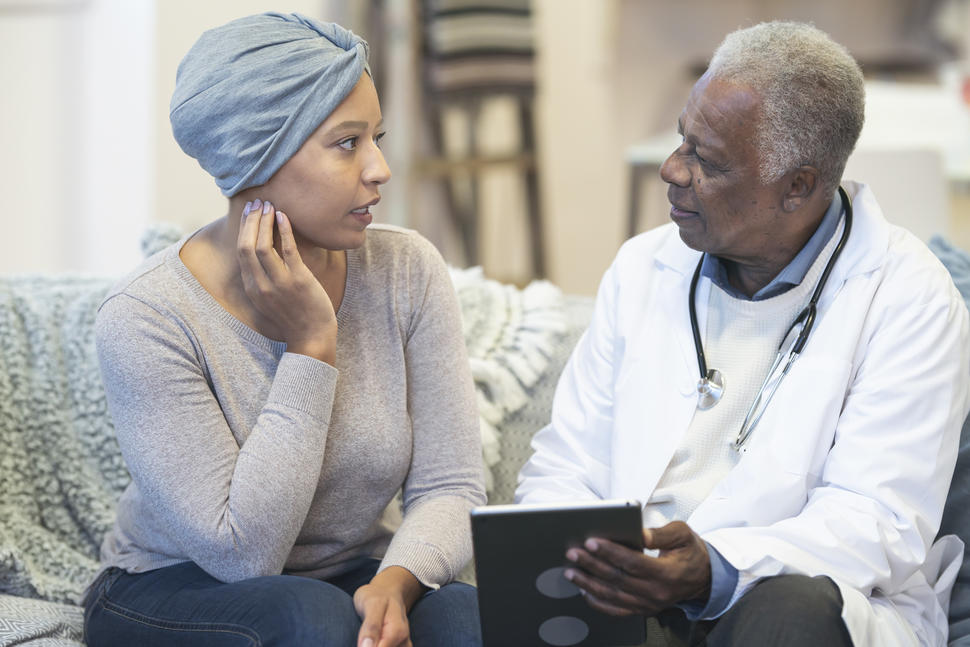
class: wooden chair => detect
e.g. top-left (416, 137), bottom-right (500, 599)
top-left (413, 0), bottom-right (544, 277)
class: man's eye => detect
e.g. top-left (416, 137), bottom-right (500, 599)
top-left (375, 132), bottom-right (386, 148)
top-left (338, 136), bottom-right (358, 151)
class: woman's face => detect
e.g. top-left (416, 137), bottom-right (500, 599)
top-left (255, 73), bottom-right (391, 250)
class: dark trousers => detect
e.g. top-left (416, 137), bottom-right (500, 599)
top-left (649, 574), bottom-right (854, 647)
top-left (83, 559), bottom-right (483, 647)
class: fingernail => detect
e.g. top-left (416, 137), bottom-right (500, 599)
top-left (563, 569), bottom-right (575, 581)
top-left (566, 549), bottom-right (578, 562)
top-left (252, 198), bottom-right (262, 211)
top-left (362, 639), bottom-right (374, 647)
top-left (276, 211), bottom-right (284, 225)
top-left (263, 201), bottom-right (273, 214)
top-left (243, 201), bottom-right (252, 216)
top-left (585, 539), bottom-right (599, 551)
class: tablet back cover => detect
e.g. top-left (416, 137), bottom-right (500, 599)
top-left (471, 501), bottom-right (647, 647)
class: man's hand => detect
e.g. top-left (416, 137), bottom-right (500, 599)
top-left (353, 566), bottom-right (426, 647)
top-left (563, 521), bottom-right (712, 617)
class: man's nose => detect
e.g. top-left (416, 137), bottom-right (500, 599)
top-left (659, 144), bottom-right (690, 188)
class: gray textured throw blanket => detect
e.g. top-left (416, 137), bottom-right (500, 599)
top-left (0, 275), bottom-right (127, 606)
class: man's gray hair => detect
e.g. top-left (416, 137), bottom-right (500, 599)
top-left (706, 21), bottom-right (865, 195)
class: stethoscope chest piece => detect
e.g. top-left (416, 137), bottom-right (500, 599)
top-left (696, 368), bottom-right (724, 410)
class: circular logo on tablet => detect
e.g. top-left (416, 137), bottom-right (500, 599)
top-left (538, 616), bottom-right (590, 646)
top-left (535, 566), bottom-right (581, 599)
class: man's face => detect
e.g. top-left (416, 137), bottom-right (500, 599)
top-left (659, 75), bottom-right (786, 265)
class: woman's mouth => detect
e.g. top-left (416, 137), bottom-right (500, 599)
top-left (350, 206), bottom-right (373, 226)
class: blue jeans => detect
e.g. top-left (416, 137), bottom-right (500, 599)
top-left (83, 559), bottom-right (483, 647)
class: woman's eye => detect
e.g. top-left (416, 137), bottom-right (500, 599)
top-left (338, 136), bottom-right (358, 151)
top-left (375, 132), bottom-right (386, 148)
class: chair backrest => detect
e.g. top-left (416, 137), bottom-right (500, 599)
top-left (418, 0), bottom-right (535, 100)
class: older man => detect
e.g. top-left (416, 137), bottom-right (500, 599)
top-left (516, 21), bottom-right (970, 647)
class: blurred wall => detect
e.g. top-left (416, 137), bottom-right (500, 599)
top-left (2, 0), bottom-right (967, 290)
top-left (534, 0), bottom-right (959, 295)
top-left (0, 0), bottom-right (153, 275)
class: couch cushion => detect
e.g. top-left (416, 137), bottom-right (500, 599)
top-left (449, 266), bottom-right (568, 493)
top-left (930, 235), bottom-right (970, 645)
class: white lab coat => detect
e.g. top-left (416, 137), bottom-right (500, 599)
top-left (517, 182), bottom-right (970, 646)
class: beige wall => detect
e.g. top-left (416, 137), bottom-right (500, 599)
top-left (0, 8), bottom-right (78, 273)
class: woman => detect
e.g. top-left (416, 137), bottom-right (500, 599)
top-left (83, 12), bottom-right (486, 647)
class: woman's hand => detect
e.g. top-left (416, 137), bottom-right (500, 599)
top-left (353, 566), bottom-right (426, 647)
top-left (236, 199), bottom-right (337, 364)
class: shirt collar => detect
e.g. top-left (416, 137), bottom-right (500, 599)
top-left (700, 193), bottom-right (844, 301)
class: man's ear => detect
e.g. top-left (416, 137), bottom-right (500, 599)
top-left (781, 166), bottom-right (818, 212)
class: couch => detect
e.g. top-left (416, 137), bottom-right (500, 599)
top-left (0, 229), bottom-right (967, 646)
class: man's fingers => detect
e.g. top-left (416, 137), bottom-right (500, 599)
top-left (582, 590), bottom-right (638, 617)
top-left (567, 545), bottom-right (630, 583)
top-left (564, 566), bottom-right (656, 616)
top-left (580, 537), bottom-right (655, 577)
top-left (645, 521), bottom-right (694, 551)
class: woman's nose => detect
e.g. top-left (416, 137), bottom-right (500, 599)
top-left (364, 146), bottom-right (392, 185)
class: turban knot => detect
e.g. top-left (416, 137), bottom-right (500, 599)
top-left (170, 12), bottom-right (370, 196)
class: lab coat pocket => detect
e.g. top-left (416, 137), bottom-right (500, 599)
top-left (758, 355), bottom-right (852, 476)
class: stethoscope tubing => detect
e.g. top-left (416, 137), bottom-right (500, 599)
top-left (688, 186), bottom-right (854, 449)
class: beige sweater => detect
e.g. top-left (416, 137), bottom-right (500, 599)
top-left (95, 224), bottom-right (486, 588)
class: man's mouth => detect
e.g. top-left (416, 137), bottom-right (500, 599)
top-left (670, 204), bottom-right (699, 218)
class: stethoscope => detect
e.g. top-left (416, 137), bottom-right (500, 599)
top-left (688, 186), bottom-right (852, 451)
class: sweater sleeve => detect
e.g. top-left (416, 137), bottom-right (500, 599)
top-left (96, 292), bottom-right (338, 582)
top-left (377, 235), bottom-right (487, 588)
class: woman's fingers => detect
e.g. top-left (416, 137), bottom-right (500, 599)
top-left (274, 210), bottom-right (305, 268)
top-left (356, 592), bottom-right (387, 647)
top-left (254, 200), bottom-right (285, 279)
top-left (237, 199), bottom-right (269, 290)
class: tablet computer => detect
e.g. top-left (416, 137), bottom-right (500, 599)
top-left (471, 499), bottom-right (646, 647)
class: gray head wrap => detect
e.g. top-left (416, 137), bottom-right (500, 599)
top-left (170, 12), bottom-right (370, 196)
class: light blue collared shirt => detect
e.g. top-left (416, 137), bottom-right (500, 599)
top-left (699, 194), bottom-right (844, 301)
top-left (680, 192), bottom-right (845, 619)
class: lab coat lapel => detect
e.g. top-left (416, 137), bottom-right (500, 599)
top-left (655, 232), bottom-right (707, 392)
top-left (613, 233), bottom-right (703, 501)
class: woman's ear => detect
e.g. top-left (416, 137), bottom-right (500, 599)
top-left (781, 166), bottom-right (818, 212)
